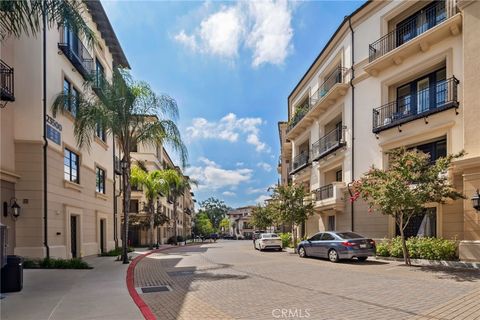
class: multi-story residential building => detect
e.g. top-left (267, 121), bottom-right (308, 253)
top-left (0, 1), bottom-right (129, 258)
top-left (279, 0), bottom-right (480, 261)
top-left (128, 140), bottom-right (195, 246)
top-left (228, 206), bottom-right (255, 239)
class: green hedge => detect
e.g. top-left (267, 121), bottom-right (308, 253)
top-left (376, 237), bottom-right (457, 261)
top-left (279, 232), bottom-right (292, 248)
top-left (100, 247), bottom-right (134, 256)
top-left (24, 258), bottom-right (91, 269)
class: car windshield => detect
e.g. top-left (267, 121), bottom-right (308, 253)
top-left (335, 232), bottom-right (364, 239)
top-left (262, 233), bottom-right (278, 238)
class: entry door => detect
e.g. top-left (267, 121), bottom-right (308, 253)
top-left (100, 219), bottom-right (105, 254)
top-left (71, 216), bottom-right (78, 258)
top-left (417, 78), bottom-right (430, 113)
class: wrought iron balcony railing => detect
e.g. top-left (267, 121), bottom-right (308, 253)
top-left (369, 1), bottom-right (452, 62)
top-left (0, 60), bottom-right (14, 102)
top-left (58, 27), bottom-right (94, 79)
top-left (315, 184), bottom-right (334, 201)
top-left (373, 76), bottom-right (459, 133)
top-left (287, 67), bottom-right (348, 134)
top-left (310, 67), bottom-right (348, 106)
top-left (92, 71), bottom-right (108, 95)
top-left (311, 126), bottom-right (344, 161)
top-left (290, 152), bottom-right (309, 174)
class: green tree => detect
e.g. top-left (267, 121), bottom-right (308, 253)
top-left (251, 204), bottom-right (274, 230)
top-left (131, 166), bottom-right (178, 249)
top-left (52, 68), bottom-right (187, 264)
top-left (199, 197), bottom-right (230, 229)
top-left (268, 184), bottom-right (314, 251)
top-left (219, 217), bottom-right (230, 234)
top-left (1, 0), bottom-right (95, 43)
top-left (351, 148), bottom-right (464, 265)
top-left (194, 212), bottom-right (214, 239)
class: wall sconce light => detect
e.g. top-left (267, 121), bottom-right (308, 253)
top-left (472, 189), bottom-right (480, 212)
top-left (10, 198), bottom-right (21, 219)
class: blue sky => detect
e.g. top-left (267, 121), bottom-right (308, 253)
top-left (102, 0), bottom-right (364, 208)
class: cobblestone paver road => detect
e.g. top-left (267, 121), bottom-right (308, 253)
top-left (134, 241), bottom-right (480, 320)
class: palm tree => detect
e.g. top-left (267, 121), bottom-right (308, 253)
top-left (52, 68), bottom-right (187, 263)
top-left (1, 0), bottom-right (95, 43)
top-left (162, 171), bottom-right (197, 245)
top-left (130, 166), bottom-right (180, 249)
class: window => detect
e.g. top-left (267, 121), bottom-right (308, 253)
top-left (320, 233), bottom-right (335, 240)
top-left (327, 216), bottom-right (336, 231)
top-left (396, 208), bottom-right (436, 238)
top-left (309, 233), bottom-right (323, 241)
top-left (336, 232), bottom-right (364, 239)
top-left (129, 200), bottom-right (139, 213)
top-left (96, 167), bottom-right (106, 194)
top-left (410, 138), bottom-right (447, 164)
top-left (95, 122), bottom-right (106, 142)
top-left (95, 58), bottom-right (105, 88)
top-left (64, 148), bottom-right (79, 183)
top-left (335, 170), bottom-right (342, 182)
top-left (130, 143), bottom-right (138, 152)
top-left (63, 79), bottom-right (79, 117)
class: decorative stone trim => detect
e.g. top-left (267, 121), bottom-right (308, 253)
top-left (64, 180), bottom-right (83, 192)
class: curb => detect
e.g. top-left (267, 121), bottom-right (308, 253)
top-left (373, 256), bottom-right (480, 269)
top-left (126, 243), bottom-right (205, 320)
top-left (126, 246), bottom-right (174, 320)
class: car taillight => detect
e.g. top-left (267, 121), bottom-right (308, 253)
top-left (342, 241), bottom-right (355, 247)
top-left (369, 240), bottom-right (376, 246)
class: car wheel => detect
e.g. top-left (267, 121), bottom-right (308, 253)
top-left (298, 246), bottom-right (307, 258)
top-left (357, 257), bottom-right (368, 262)
top-left (277, 248), bottom-right (282, 252)
top-left (328, 249), bottom-right (339, 263)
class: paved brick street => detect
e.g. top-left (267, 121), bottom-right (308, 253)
top-left (133, 240), bottom-right (480, 320)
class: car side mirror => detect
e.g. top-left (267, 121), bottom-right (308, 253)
top-left (307, 238), bottom-right (312, 242)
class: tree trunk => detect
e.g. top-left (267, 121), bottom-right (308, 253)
top-left (122, 158), bottom-right (131, 264)
top-left (148, 199), bottom-right (154, 249)
top-left (291, 221), bottom-right (297, 253)
top-left (399, 213), bottom-right (411, 266)
top-left (173, 197), bottom-right (178, 245)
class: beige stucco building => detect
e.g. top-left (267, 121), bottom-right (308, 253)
top-left (0, 1), bottom-right (129, 258)
top-left (129, 143), bottom-right (196, 246)
top-left (279, 0), bottom-right (480, 261)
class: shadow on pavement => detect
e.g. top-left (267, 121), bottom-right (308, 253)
top-left (413, 265), bottom-right (480, 282)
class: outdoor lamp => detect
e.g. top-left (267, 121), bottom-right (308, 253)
top-left (10, 198), bottom-right (21, 219)
top-left (472, 189), bottom-right (480, 212)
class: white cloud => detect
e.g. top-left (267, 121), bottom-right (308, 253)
top-left (257, 162), bottom-right (272, 172)
top-left (246, 187), bottom-right (266, 194)
top-left (173, 0), bottom-right (294, 67)
top-left (186, 113), bottom-right (270, 153)
top-left (236, 162), bottom-right (244, 167)
top-left (185, 157), bottom-right (253, 191)
top-left (254, 194), bottom-right (270, 204)
top-left (222, 191), bottom-right (236, 196)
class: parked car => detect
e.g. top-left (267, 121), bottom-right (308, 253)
top-left (297, 231), bottom-right (376, 262)
top-left (252, 230), bottom-right (266, 248)
top-left (254, 233), bottom-right (282, 251)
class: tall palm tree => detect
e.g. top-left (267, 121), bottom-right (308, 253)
top-left (52, 68), bottom-right (187, 263)
top-left (163, 171), bottom-right (198, 245)
top-left (130, 166), bottom-right (179, 249)
top-left (0, 0), bottom-right (95, 43)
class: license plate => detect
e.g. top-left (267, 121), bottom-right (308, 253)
top-left (360, 244), bottom-right (367, 248)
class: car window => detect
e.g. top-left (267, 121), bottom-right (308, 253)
top-left (320, 233), bottom-right (335, 240)
top-left (262, 233), bottom-right (278, 238)
top-left (335, 232), bottom-right (363, 239)
top-left (309, 233), bottom-right (323, 241)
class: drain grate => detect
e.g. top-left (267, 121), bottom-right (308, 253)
top-left (167, 270), bottom-right (195, 277)
top-left (139, 285), bottom-right (172, 293)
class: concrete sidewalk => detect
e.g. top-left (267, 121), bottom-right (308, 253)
top-left (1, 255), bottom-right (143, 320)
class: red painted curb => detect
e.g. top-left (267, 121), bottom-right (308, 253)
top-left (126, 247), bottom-right (173, 320)
top-left (126, 243), bottom-right (205, 320)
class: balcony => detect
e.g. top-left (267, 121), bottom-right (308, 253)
top-left (92, 71), bottom-right (108, 96)
top-left (365, 1), bottom-right (460, 76)
top-left (0, 60), bottom-right (14, 102)
top-left (289, 153), bottom-right (309, 175)
top-left (314, 182), bottom-right (346, 211)
top-left (287, 67), bottom-right (349, 140)
top-left (58, 27), bottom-right (94, 80)
top-left (373, 76), bottom-right (459, 133)
top-left (311, 126), bottom-right (345, 161)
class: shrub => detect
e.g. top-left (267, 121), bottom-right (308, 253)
top-left (376, 237), bottom-right (458, 261)
top-left (279, 233), bottom-right (292, 248)
top-left (24, 258), bottom-right (91, 269)
top-left (100, 247), bottom-right (134, 256)
top-left (167, 235), bottom-right (184, 244)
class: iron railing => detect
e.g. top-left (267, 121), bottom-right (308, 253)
top-left (290, 153), bottom-right (309, 174)
top-left (287, 100), bottom-right (309, 132)
top-left (373, 76), bottom-right (459, 133)
top-left (58, 27), bottom-right (94, 79)
top-left (0, 59), bottom-right (14, 102)
top-left (311, 126), bottom-right (344, 160)
top-left (315, 184), bottom-right (334, 201)
top-left (114, 156), bottom-right (122, 175)
top-left (369, 1), bottom-right (452, 62)
top-left (92, 71), bottom-right (108, 95)
top-left (310, 67), bottom-right (348, 106)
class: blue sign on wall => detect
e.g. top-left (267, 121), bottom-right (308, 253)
top-left (46, 124), bottom-right (61, 145)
